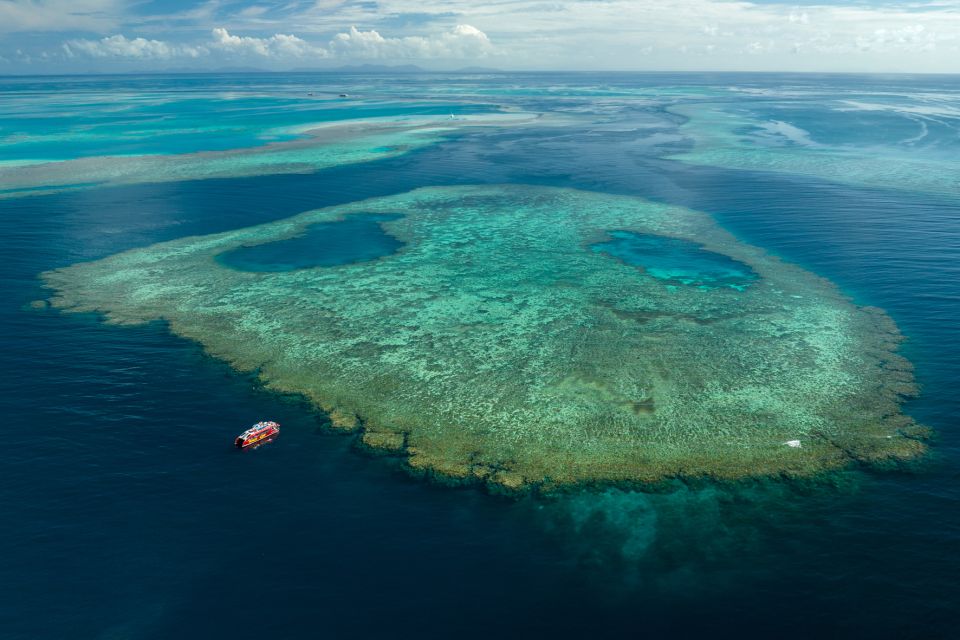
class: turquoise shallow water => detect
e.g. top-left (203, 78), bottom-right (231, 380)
top-left (592, 230), bottom-right (758, 290)
top-left (0, 75), bottom-right (496, 162)
top-left (2, 72), bottom-right (959, 638)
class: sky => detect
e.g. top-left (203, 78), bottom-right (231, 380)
top-left (0, 0), bottom-right (958, 73)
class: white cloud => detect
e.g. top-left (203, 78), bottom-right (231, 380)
top-left (61, 28), bottom-right (331, 63)
top-left (63, 35), bottom-right (207, 60)
top-left (789, 9), bottom-right (809, 25)
top-left (314, 0), bottom-right (960, 70)
top-left (329, 24), bottom-right (492, 58)
top-left (237, 6), bottom-right (269, 19)
top-left (0, 0), bottom-right (122, 33)
top-left (210, 27), bottom-right (329, 58)
top-left (855, 24), bottom-right (937, 52)
top-left (58, 24), bottom-right (492, 65)
top-left (21, 0), bottom-right (960, 71)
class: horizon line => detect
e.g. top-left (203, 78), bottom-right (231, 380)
top-left (3, 69), bottom-right (960, 78)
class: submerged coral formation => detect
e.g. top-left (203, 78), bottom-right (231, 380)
top-left (44, 185), bottom-right (926, 490)
top-left (669, 103), bottom-right (960, 198)
top-left (0, 114), bottom-right (534, 199)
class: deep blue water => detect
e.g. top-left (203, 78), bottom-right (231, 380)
top-left (592, 231), bottom-right (758, 290)
top-left (2, 73), bottom-right (960, 639)
top-left (217, 213), bottom-right (404, 272)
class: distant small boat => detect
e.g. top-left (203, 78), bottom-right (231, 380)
top-left (339, 93), bottom-right (349, 98)
top-left (235, 421), bottom-right (280, 448)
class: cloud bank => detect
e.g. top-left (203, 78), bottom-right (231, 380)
top-left (209, 27), bottom-right (327, 59)
top-left (64, 35), bottom-right (207, 60)
top-left (330, 24), bottom-right (492, 58)
top-left (3, 0), bottom-right (960, 72)
top-left (60, 24), bottom-right (492, 65)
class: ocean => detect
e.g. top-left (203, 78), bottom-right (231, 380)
top-left (2, 72), bottom-right (959, 638)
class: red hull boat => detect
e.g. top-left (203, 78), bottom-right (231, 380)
top-left (235, 421), bottom-right (280, 448)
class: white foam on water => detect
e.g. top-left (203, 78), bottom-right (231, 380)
top-left (756, 120), bottom-right (820, 147)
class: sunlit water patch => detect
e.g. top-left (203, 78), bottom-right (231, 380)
top-left (592, 231), bottom-right (758, 291)
top-left (217, 213), bottom-right (404, 272)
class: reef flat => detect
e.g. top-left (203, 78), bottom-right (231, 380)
top-left (0, 114), bottom-right (533, 200)
top-left (44, 185), bottom-right (926, 491)
top-left (669, 103), bottom-right (960, 199)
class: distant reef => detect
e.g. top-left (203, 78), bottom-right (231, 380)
top-left (291, 63), bottom-right (428, 74)
top-left (44, 185), bottom-right (929, 493)
top-left (290, 64), bottom-right (504, 74)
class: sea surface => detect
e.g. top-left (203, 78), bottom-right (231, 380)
top-left (2, 72), bottom-right (959, 638)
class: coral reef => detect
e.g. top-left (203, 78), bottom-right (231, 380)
top-left (44, 185), bottom-right (926, 490)
top-left (0, 114), bottom-right (534, 199)
top-left (669, 103), bottom-right (960, 198)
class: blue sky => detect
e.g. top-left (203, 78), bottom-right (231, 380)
top-left (1, 0), bottom-right (958, 73)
